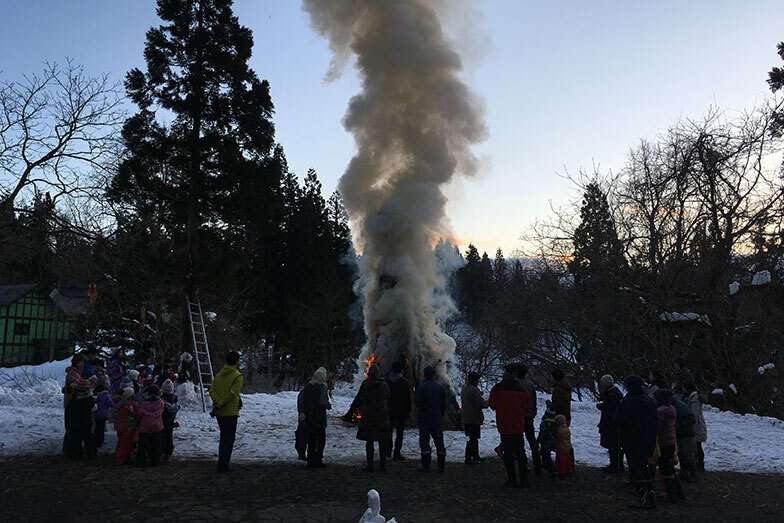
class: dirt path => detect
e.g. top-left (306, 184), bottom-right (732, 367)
top-left (1, 455), bottom-right (781, 522)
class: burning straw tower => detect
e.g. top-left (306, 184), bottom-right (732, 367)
top-left (303, 1), bottom-right (487, 392)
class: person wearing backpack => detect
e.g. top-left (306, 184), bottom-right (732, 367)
top-left (674, 393), bottom-right (697, 482)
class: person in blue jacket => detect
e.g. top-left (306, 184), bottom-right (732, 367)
top-left (414, 366), bottom-right (447, 472)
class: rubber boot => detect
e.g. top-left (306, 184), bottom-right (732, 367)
top-left (437, 451), bottom-right (446, 473)
top-left (364, 443), bottom-right (374, 472)
top-left (472, 440), bottom-right (485, 462)
top-left (665, 477), bottom-right (678, 503)
top-left (503, 458), bottom-right (517, 487)
top-left (393, 436), bottom-right (404, 461)
top-left (518, 460), bottom-right (530, 487)
top-left (419, 452), bottom-right (431, 472)
top-left (674, 474), bottom-right (686, 500)
top-left (531, 449), bottom-right (541, 475)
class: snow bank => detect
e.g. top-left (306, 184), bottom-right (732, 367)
top-left (1, 369), bottom-right (783, 474)
top-left (0, 358), bottom-right (70, 390)
top-left (752, 270), bottom-right (771, 286)
top-left (758, 363), bottom-right (775, 375)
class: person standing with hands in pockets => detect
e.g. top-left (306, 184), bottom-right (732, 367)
top-left (210, 351), bottom-right (244, 474)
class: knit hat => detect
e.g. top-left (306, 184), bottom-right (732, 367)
top-left (367, 363), bottom-right (381, 380)
top-left (545, 407), bottom-right (556, 418)
top-left (599, 374), bottom-right (614, 391)
top-left (146, 384), bottom-right (161, 398)
top-left (121, 387), bottom-right (135, 400)
top-left (554, 414), bottom-right (566, 425)
top-left (162, 379), bottom-right (175, 395)
top-left (424, 366), bottom-right (436, 379)
top-left (127, 369), bottom-right (140, 381)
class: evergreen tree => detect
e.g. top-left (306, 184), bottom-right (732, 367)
top-left (568, 182), bottom-right (626, 283)
top-left (109, 0), bottom-right (277, 297)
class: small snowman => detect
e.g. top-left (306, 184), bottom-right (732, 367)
top-left (359, 489), bottom-right (396, 523)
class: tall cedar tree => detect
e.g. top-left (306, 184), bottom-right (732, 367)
top-left (569, 182), bottom-right (626, 283)
top-left (109, 0), bottom-right (276, 297)
top-left (769, 41), bottom-right (784, 133)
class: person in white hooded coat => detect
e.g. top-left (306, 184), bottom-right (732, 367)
top-left (682, 380), bottom-right (707, 472)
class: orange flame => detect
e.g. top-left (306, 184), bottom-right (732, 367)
top-left (364, 355), bottom-right (378, 377)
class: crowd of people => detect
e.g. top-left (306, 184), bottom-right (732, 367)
top-left (60, 345), bottom-right (708, 509)
top-left (295, 357), bottom-right (707, 510)
top-left (62, 347), bottom-right (180, 467)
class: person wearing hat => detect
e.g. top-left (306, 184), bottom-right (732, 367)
top-left (299, 366), bottom-right (332, 468)
top-left (107, 348), bottom-right (126, 394)
top-left (597, 374), bottom-right (623, 474)
top-left (537, 407), bottom-right (559, 477)
top-left (161, 379), bottom-right (180, 463)
top-left (461, 371), bottom-right (488, 464)
top-left (355, 363), bottom-right (391, 472)
top-left (137, 384), bottom-right (165, 467)
top-left (210, 351), bottom-right (244, 473)
top-left (114, 387), bottom-right (140, 465)
top-left (615, 376), bottom-right (658, 509)
top-left (414, 366), bottom-right (447, 472)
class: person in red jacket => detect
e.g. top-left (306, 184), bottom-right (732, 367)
top-left (489, 368), bottom-right (533, 487)
top-left (114, 387), bottom-right (139, 465)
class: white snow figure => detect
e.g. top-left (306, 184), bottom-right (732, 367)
top-left (359, 489), bottom-right (396, 523)
top-left (302, 0), bottom-right (487, 387)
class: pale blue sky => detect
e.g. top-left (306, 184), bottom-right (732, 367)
top-left (2, 1), bottom-right (783, 254)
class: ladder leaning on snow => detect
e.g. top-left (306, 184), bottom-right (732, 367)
top-left (187, 296), bottom-right (215, 412)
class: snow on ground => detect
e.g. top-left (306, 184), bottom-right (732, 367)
top-left (1, 364), bottom-right (783, 474)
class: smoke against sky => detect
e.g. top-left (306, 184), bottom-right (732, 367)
top-left (303, 0), bottom-right (487, 385)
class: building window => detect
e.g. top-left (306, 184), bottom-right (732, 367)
top-left (13, 323), bottom-right (30, 336)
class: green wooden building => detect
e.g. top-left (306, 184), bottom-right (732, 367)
top-left (0, 284), bottom-right (87, 366)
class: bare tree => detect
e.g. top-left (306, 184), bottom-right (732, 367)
top-left (0, 60), bottom-right (123, 215)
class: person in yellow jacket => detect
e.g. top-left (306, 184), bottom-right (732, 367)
top-left (209, 351), bottom-right (243, 473)
top-left (554, 414), bottom-right (574, 476)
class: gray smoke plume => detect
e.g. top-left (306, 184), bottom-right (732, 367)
top-left (303, 0), bottom-right (487, 388)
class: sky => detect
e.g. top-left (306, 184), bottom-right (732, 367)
top-left (2, 0), bottom-right (783, 255)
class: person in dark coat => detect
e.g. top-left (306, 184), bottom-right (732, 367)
top-left (550, 368), bottom-right (572, 425)
top-left (299, 367), bottom-right (332, 468)
top-left (386, 361), bottom-right (412, 461)
top-left (672, 357), bottom-right (694, 395)
top-left (355, 363), bottom-right (392, 472)
top-left (461, 371), bottom-right (488, 464)
top-left (489, 368), bottom-right (532, 488)
top-left (616, 375), bottom-right (658, 509)
top-left (674, 394), bottom-right (697, 482)
top-left (647, 368), bottom-right (667, 398)
top-left (597, 374), bottom-right (623, 474)
top-left (415, 366), bottom-right (447, 472)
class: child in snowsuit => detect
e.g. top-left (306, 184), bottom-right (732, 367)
top-left (554, 414), bottom-right (574, 476)
top-left (137, 384), bottom-right (165, 467)
top-left (114, 387), bottom-right (139, 465)
top-left (161, 379), bottom-right (180, 463)
top-left (93, 382), bottom-right (114, 448)
top-left (537, 408), bottom-right (559, 477)
top-left (654, 389), bottom-right (684, 503)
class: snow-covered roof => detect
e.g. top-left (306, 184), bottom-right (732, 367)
top-left (658, 311), bottom-right (712, 326)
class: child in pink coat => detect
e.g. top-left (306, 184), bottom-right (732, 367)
top-left (136, 384), bottom-right (165, 467)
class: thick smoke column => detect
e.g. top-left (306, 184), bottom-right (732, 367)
top-left (303, 0), bottom-right (487, 388)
